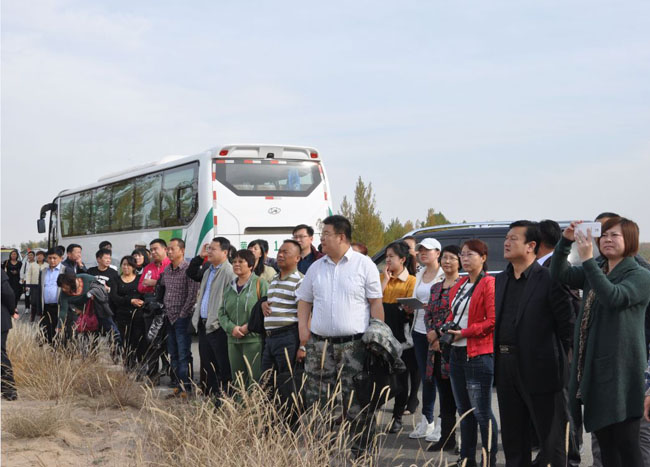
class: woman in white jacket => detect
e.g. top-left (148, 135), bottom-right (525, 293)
top-left (26, 251), bottom-right (47, 322)
top-left (407, 238), bottom-right (445, 441)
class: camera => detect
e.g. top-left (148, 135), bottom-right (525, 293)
top-left (439, 322), bottom-right (461, 346)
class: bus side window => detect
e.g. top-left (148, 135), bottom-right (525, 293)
top-left (60, 195), bottom-right (75, 237)
top-left (93, 186), bottom-right (111, 234)
top-left (134, 173), bottom-right (162, 229)
top-left (111, 180), bottom-right (135, 232)
top-left (72, 191), bottom-right (93, 236)
top-left (161, 163), bottom-right (198, 227)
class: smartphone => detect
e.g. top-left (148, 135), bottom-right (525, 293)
top-left (575, 222), bottom-right (602, 238)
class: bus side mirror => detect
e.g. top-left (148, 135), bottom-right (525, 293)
top-left (37, 218), bottom-right (46, 234)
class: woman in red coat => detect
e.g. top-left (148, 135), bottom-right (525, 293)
top-left (442, 239), bottom-right (498, 467)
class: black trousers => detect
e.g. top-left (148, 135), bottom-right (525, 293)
top-left (143, 316), bottom-right (169, 378)
top-left (1, 331), bottom-right (16, 398)
top-left (117, 316), bottom-right (148, 372)
top-left (496, 352), bottom-right (560, 467)
top-left (198, 321), bottom-right (231, 397)
top-left (41, 304), bottom-right (58, 344)
top-left (393, 347), bottom-right (418, 418)
top-left (594, 417), bottom-right (642, 467)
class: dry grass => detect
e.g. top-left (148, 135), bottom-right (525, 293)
top-left (2, 404), bottom-right (68, 438)
top-left (6, 321), bottom-right (144, 408)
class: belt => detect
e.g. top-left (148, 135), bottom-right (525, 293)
top-left (265, 323), bottom-right (298, 337)
top-left (498, 344), bottom-right (517, 354)
top-left (311, 332), bottom-right (364, 344)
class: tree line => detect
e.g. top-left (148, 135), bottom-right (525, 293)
top-left (339, 177), bottom-right (450, 256)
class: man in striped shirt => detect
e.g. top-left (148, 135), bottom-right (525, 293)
top-left (261, 239), bottom-right (304, 377)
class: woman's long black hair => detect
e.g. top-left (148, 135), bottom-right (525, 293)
top-left (386, 241), bottom-right (416, 275)
top-left (247, 240), bottom-right (267, 276)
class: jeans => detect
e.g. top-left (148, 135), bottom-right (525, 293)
top-left (167, 316), bottom-right (192, 391)
top-left (98, 316), bottom-right (122, 347)
top-left (261, 326), bottom-right (299, 377)
top-left (413, 331), bottom-right (436, 422)
top-left (449, 346), bottom-right (499, 463)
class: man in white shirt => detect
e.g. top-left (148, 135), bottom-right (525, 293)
top-left (296, 215), bottom-right (384, 457)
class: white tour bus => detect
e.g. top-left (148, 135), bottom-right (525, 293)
top-left (37, 144), bottom-right (333, 264)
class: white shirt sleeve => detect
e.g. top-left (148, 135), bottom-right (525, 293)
top-left (363, 257), bottom-right (383, 299)
top-left (296, 265), bottom-right (314, 303)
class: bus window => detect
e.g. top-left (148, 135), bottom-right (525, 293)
top-left (134, 173), bottom-right (162, 229)
top-left (93, 186), bottom-right (111, 234)
top-left (61, 195), bottom-right (74, 237)
top-left (214, 160), bottom-right (322, 197)
top-left (111, 180), bottom-right (134, 231)
top-left (72, 191), bottom-right (93, 236)
top-left (161, 163), bottom-right (198, 227)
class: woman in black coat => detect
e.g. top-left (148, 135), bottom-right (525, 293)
top-left (2, 250), bottom-right (22, 306)
top-left (110, 256), bottom-right (146, 372)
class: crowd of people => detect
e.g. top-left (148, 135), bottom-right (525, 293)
top-left (2, 213), bottom-right (650, 466)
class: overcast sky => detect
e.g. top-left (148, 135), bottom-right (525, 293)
top-left (2, 0), bottom-right (649, 247)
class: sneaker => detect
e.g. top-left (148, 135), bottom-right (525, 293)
top-left (425, 417), bottom-right (441, 442)
top-left (409, 415), bottom-right (434, 439)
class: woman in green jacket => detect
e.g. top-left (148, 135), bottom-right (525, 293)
top-left (551, 217), bottom-right (650, 467)
top-left (218, 249), bottom-right (268, 388)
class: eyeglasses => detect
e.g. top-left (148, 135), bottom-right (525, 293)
top-left (460, 252), bottom-right (479, 258)
top-left (320, 231), bottom-right (341, 239)
top-left (441, 255), bottom-right (459, 262)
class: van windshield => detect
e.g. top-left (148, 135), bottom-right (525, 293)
top-left (214, 159), bottom-right (322, 197)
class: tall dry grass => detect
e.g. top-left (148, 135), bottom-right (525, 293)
top-left (6, 320), bottom-right (144, 408)
top-left (2, 404), bottom-right (69, 438)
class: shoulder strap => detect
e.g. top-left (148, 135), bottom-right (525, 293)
top-left (256, 277), bottom-right (261, 300)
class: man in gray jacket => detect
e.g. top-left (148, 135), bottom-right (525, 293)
top-left (189, 237), bottom-right (236, 398)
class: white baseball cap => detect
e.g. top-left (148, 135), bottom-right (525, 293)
top-left (415, 238), bottom-right (442, 251)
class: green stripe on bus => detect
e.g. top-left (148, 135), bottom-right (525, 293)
top-left (158, 229), bottom-right (183, 244)
top-left (194, 210), bottom-right (214, 256)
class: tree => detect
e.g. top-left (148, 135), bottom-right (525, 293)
top-left (422, 208), bottom-right (450, 227)
top-left (339, 196), bottom-right (354, 221)
top-left (403, 220), bottom-right (415, 234)
top-left (349, 177), bottom-right (385, 256)
top-left (384, 218), bottom-right (408, 244)
top-left (19, 238), bottom-right (48, 252)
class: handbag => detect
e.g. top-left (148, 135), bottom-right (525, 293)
top-left (247, 278), bottom-right (266, 335)
top-left (76, 298), bottom-right (99, 333)
top-left (353, 353), bottom-right (406, 412)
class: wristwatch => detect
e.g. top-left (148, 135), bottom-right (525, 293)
top-left (298, 345), bottom-right (307, 352)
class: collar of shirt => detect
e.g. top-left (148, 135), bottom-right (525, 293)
top-left (324, 246), bottom-right (354, 265)
top-left (209, 263), bottom-right (223, 273)
top-left (507, 261), bottom-right (535, 279)
top-left (537, 251), bottom-right (553, 266)
top-left (48, 263), bottom-right (62, 272)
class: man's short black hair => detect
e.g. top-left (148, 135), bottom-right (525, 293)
top-left (169, 237), bottom-right (185, 249)
top-left (56, 245), bottom-right (66, 257)
top-left (282, 239), bottom-right (302, 255)
top-left (150, 238), bottom-right (167, 248)
top-left (99, 240), bottom-right (112, 250)
top-left (95, 248), bottom-right (112, 260)
top-left (211, 237), bottom-right (231, 252)
top-left (509, 220), bottom-right (541, 254)
top-left (323, 215), bottom-right (352, 242)
top-left (46, 247), bottom-right (61, 257)
top-left (539, 219), bottom-right (561, 249)
top-left (595, 212), bottom-right (620, 221)
top-left (57, 270), bottom-right (78, 293)
top-left (36, 250), bottom-right (46, 257)
top-left (66, 243), bottom-right (82, 254)
top-left (293, 224), bottom-right (314, 237)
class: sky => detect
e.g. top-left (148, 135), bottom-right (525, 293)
top-left (2, 0), bottom-right (650, 247)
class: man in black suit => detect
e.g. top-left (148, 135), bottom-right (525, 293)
top-left (495, 220), bottom-right (574, 467)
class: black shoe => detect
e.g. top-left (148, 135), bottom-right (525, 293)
top-left (388, 417), bottom-right (403, 434)
top-left (428, 437), bottom-right (457, 452)
top-left (456, 458), bottom-right (477, 467)
top-left (2, 392), bottom-right (18, 401)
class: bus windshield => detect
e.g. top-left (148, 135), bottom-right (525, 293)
top-left (214, 160), bottom-right (322, 197)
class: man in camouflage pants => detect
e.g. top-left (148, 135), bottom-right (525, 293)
top-left (297, 215), bottom-right (385, 457)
